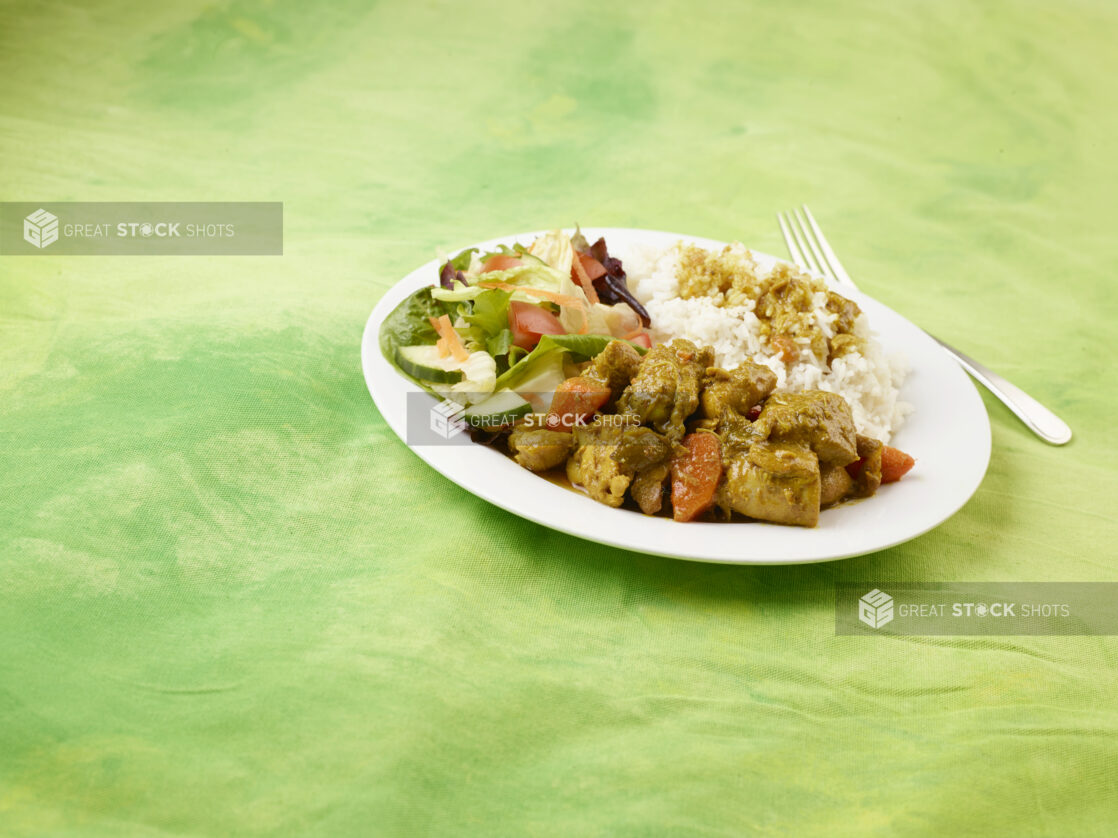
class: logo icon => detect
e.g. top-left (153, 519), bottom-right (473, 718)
top-left (858, 589), bottom-right (894, 628)
top-left (430, 399), bottom-right (468, 440)
top-left (24, 208), bottom-right (59, 249)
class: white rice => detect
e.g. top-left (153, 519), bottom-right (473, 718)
top-left (625, 243), bottom-right (912, 443)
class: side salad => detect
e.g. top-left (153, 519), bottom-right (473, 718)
top-left (379, 229), bottom-right (652, 426)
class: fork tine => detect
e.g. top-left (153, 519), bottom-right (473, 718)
top-left (786, 211), bottom-right (821, 275)
top-left (777, 212), bottom-right (806, 269)
top-left (794, 207), bottom-right (836, 284)
top-left (801, 205), bottom-right (857, 289)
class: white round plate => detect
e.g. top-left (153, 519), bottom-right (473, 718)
top-left (361, 228), bottom-right (991, 564)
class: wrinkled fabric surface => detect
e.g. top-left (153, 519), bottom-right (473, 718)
top-left (2, 1), bottom-right (1117, 835)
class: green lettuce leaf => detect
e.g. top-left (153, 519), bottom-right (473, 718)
top-left (570, 224), bottom-right (589, 253)
top-left (462, 289), bottom-right (511, 337)
top-left (448, 247), bottom-right (478, 272)
top-left (479, 242), bottom-right (538, 262)
top-left (378, 286), bottom-right (449, 395)
top-left (485, 328), bottom-right (514, 359)
top-left (494, 333), bottom-right (645, 392)
top-left (379, 286), bottom-right (440, 358)
top-left (431, 261), bottom-right (571, 305)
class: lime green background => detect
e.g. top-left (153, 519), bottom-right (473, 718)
top-left (2, 1), bottom-right (1117, 835)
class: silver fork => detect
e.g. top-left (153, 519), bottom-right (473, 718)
top-left (778, 206), bottom-right (1072, 445)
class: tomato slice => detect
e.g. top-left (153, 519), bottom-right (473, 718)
top-left (576, 252), bottom-right (607, 281)
top-left (629, 332), bottom-right (652, 349)
top-left (509, 300), bottom-right (564, 350)
top-left (482, 254), bottom-right (523, 273)
top-left (546, 376), bottom-right (612, 430)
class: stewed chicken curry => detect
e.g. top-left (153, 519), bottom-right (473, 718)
top-left (498, 339), bottom-right (914, 527)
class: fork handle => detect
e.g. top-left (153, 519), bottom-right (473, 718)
top-left (928, 335), bottom-right (1072, 445)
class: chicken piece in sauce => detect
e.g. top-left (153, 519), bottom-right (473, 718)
top-left (752, 391), bottom-right (858, 467)
top-left (583, 339), bottom-right (643, 407)
top-left (717, 440), bottom-right (821, 528)
top-left (618, 339), bottom-right (713, 441)
top-left (566, 415), bottom-right (642, 507)
top-left (699, 361), bottom-right (778, 425)
top-left (507, 419), bottom-right (575, 473)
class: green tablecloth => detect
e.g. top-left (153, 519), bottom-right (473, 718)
top-left (3, 1), bottom-right (1117, 835)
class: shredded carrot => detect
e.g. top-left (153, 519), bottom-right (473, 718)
top-left (428, 316), bottom-right (445, 354)
top-left (429, 316), bottom-right (450, 357)
top-left (571, 251), bottom-right (600, 305)
top-left (475, 280), bottom-right (583, 308)
top-left (439, 315), bottom-right (469, 362)
top-left (621, 328), bottom-right (646, 341)
top-left (430, 314), bottom-right (469, 362)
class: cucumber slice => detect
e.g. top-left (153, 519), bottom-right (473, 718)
top-left (458, 389), bottom-right (531, 429)
top-left (396, 345), bottom-right (465, 384)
